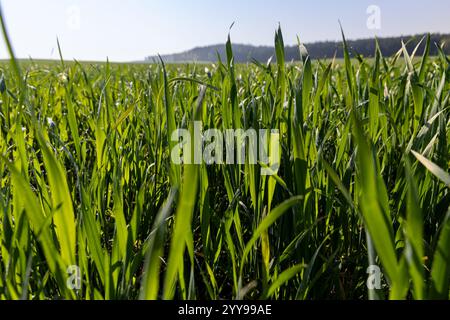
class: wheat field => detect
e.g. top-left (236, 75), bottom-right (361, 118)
top-left (0, 11), bottom-right (449, 300)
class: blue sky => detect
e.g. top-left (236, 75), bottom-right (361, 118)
top-left (0, 0), bottom-right (449, 61)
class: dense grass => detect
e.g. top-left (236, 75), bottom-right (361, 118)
top-left (0, 22), bottom-right (449, 300)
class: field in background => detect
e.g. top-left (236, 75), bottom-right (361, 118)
top-left (0, 27), bottom-right (449, 300)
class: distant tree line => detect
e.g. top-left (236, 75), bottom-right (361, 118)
top-left (147, 33), bottom-right (450, 63)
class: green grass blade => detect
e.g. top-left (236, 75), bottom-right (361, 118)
top-left (430, 207), bottom-right (450, 299)
top-left (411, 150), bottom-right (450, 187)
top-left (239, 195), bottom-right (304, 277)
top-left (37, 133), bottom-right (76, 267)
top-left (352, 113), bottom-right (401, 291)
top-left (140, 189), bottom-right (177, 300)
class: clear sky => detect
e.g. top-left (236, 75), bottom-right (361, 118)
top-left (0, 0), bottom-right (449, 62)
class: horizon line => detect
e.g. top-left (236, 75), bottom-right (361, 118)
top-left (0, 31), bottom-right (448, 64)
